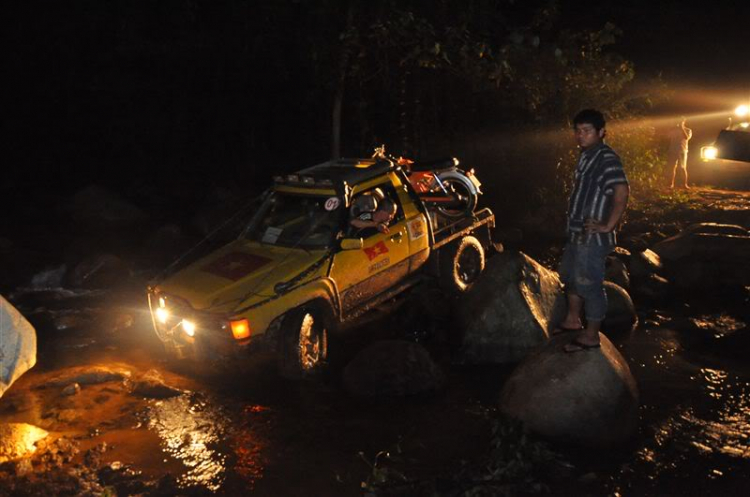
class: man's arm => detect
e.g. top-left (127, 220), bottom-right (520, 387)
top-left (584, 183), bottom-right (629, 233)
top-left (350, 217), bottom-right (389, 233)
top-left (603, 183), bottom-right (629, 231)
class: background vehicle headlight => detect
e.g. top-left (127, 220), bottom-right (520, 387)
top-left (182, 320), bottom-right (196, 337)
top-left (736, 105), bottom-right (748, 118)
top-left (156, 307), bottom-right (170, 324)
top-left (702, 146), bottom-right (718, 160)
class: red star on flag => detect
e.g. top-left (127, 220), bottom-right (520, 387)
top-left (363, 241), bottom-right (389, 261)
top-left (202, 252), bottom-right (272, 281)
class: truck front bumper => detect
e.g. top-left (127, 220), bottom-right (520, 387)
top-left (147, 292), bottom-right (276, 362)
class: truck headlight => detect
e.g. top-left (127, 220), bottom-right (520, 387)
top-left (701, 146), bottom-right (718, 160)
top-left (182, 320), bottom-right (196, 337)
top-left (156, 307), bottom-right (170, 324)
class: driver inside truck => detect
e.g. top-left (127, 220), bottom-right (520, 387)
top-left (349, 189), bottom-right (397, 235)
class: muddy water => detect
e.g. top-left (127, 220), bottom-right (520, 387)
top-left (3, 284), bottom-right (750, 495)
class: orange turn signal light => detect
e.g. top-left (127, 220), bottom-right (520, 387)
top-left (230, 319), bottom-right (251, 340)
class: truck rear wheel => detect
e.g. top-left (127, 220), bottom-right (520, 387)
top-left (277, 307), bottom-right (329, 380)
top-left (440, 235), bottom-right (485, 293)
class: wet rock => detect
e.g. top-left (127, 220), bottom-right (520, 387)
top-left (96, 312), bottom-right (134, 334)
top-left (83, 442), bottom-right (108, 467)
top-left (605, 255), bottom-right (630, 289)
top-left (53, 312), bottom-right (93, 331)
top-left (499, 334), bottom-right (639, 449)
top-left (0, 423), bottom-right (49, 462)
top-left (669, 251), bottom-right (750, 291)
top-left (632, 273), bottom-right (670, 302)
top-left (131, 369), bottom-right (185, 399)
top-left (44, 366), bottom-right (132, 388)
top-left (613, 246), bottom-right (631, 260)
top-left (66, 184), bottom-right (146, 229)
top-left (141, 223), bottom-right (195, 268)
top-left (652, 223), bottom-right (750, 262)
top-left (628, 249), bottom-right (663, 282)
top-left (29, 264), bottom-right (67, 289)
top-left (65, 253), bottom-right (131, 290)
top-left (619, 235), bottom-right (649, 253)
top-left (1, 295), bottom-right (37, 399)
top-left (6, 457), bottom-right (34, 476)
top-left (56, 409), bottom-right (80, 424)
top-left (456, 251), bottom-right (566, 364)
top-left (343, 340), bottom-right (445, 398)
top-left (61, 383), bottom-right (81, 396)
top-left (602, 281), bottom-right (637, 334)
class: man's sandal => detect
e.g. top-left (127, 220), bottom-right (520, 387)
top-left (552, 325), bottom-right (584, 336)
top-left (564, 338), bottom-right (601, 353)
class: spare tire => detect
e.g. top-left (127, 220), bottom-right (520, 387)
top-left (439, 235), bottom-right (485, 294)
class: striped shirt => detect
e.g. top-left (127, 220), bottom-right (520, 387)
top-left (567, 142), bottom-right (628, 246)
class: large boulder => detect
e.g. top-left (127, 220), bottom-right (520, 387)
top-left (65, 185), bottom-right (146, 229)
top-left (628, 248), bottom-right (663, 283)
top-left (343, 340), bottom-right (444, 398)
top-left (651, 224), bottom-right (750, 290)
top-left (651, 223), bottom-right (750, 262)
top-left (602, 281), bottom-right (637, 334)
top-left (632, 272), bottom-right (671, 302)
top-left (605, 255), bottom-right (630, 289)
top-left (65, 254), bottom-right (131, 290)
top-left (1, 295), bottom-right (37, 398)
top-left (499, 333), bottom-right (639, 449)
top-left (456, 251), bottom-right (566, 364)
top-left (0, 423), bottom-right (49, 462)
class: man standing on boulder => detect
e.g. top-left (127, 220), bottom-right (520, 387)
top-left (556, 109), bottom-right (630, 352)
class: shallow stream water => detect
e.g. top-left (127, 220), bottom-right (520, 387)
top-left (3, 283), bottom-right (750, 496)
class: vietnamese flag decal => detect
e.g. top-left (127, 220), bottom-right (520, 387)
top-left (202, 252), bottom-right (273, 281)
top-left (363, 241), bottom-right (389, 261)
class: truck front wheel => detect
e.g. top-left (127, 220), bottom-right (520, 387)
top-left (440, 235), bottom-right (485, 293)
top-left (277, 307), bottom-right (329, 380)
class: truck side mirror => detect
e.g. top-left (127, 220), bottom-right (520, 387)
top-left (340, 238), bottom-right (364, 250)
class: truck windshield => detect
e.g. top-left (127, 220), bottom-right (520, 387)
top-left (243, 192), bottom-right (343, 249)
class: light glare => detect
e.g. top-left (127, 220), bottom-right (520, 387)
top-left (702, 146), bottom-right (718, 160)
top-left (156, 307), bottom-right (170, 324)
top-left (182, 320), bottom-right (196, 337)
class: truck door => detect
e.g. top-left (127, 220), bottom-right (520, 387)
top-left (330, 183), bottom-right (411, 314)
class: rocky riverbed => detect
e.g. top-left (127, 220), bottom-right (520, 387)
top-left (1, 185), bottom-right (750, 496)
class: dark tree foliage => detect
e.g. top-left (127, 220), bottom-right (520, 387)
top-left (6, 0), bottom-right (647, 195)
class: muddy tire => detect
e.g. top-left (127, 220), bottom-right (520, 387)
top-left (277, 306), bottom-right (329, 380)
top-left (439, 235), bottom-right (485, 294)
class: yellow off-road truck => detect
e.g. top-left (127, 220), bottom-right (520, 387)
top-left (147, 157), bottom-right (497, 378)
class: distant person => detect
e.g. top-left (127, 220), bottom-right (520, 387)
top-left (555, 109), bottom-right (630, 353)
top-left (668, 117), bottom-right (693, 189)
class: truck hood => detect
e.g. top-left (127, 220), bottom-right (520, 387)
top-left (156, 240), bottom-right (329, 313)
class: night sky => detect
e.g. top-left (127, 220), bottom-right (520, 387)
top-left (5, 1), bottom-right (749, 196)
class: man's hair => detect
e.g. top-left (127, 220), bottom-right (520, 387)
top-left (573, 109), bottom-right (606, 131)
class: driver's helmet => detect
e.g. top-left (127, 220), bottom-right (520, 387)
top-left (350, 193), bottom-right (378, 217)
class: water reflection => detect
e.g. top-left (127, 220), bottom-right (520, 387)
top-left (691, 314), bottom-right (745, 338)
top-left (144, 395), bottom-right (268, 492)
top-left (634, 366), bottom-right (750, 485)
top-left (145, 395), bottom-right (228, 491)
